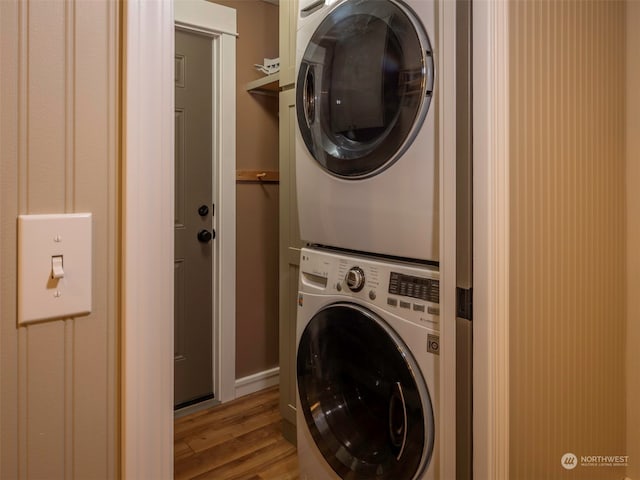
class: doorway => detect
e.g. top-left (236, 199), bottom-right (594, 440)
top-left (174, 0), bottom-right (238, 407)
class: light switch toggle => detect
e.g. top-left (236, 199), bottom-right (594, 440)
top-left (51, 255), bottom-right (64, 279)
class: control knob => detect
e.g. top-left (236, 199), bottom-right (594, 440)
top-left (346, 267), bottom-right (365, 292)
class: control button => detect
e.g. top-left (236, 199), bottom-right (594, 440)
top-left (346, 266), bottom-right (365, 292)
top-left (399, 301), bottom-right (411, 309)
top-left (387, 298), bottom-right (398, 307)
top-left (413, 304), bottom-right (425, 312)
top-left (336, 283), bottom-right (342, 292)
top-left (369, 290), bottom-right (376, 300)
top-left (428, 306), bottom-right (440, 316)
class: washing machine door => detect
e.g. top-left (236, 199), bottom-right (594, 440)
top-left (297, 303), bottom-right (435, 480)
top-left (296, 0), bottom-right (434, 179)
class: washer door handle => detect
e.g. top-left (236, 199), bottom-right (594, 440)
top-left (388, 381), bottom-right (408, 461)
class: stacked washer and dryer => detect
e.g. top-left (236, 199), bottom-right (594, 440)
top-left (293, 0), bottom-right (441, 479)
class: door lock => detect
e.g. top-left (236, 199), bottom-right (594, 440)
top-left (197, 229), bottom-right (215, 243)
top-left (198, 205), bottom-right (209, 217)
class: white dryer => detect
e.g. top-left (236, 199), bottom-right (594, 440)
top-left (295, 0), bottom-right (438, 262)
top-left (296, 247), bottom-right (440, 480)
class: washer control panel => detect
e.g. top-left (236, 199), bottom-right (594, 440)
top-left (388, 272), bottom-right (439, 303)
top-left (299, 247), bottom-right (440, 329)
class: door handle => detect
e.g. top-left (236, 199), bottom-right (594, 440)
top-left (302, 63), bottom-right (315, 128)
top-left (388, 381), bottom-right (408, 461)
top-left (300, 0), bottom-right (324, 17)
top-left (197, 229), bottom-right (215, 243)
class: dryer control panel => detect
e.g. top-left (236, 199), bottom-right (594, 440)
top-left (299, 247), bottom-right (440, 330)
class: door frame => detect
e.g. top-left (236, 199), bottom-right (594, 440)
top-left (121, 0), bottom-right (236, 478)
top-left (174, 0), bottom-right (238, 407)
top-left (121, 0), bottom-right (510, 478)
top-left (472, 0), bottom-right (511, 478)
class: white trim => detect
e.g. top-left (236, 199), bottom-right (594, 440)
top-left (472, 1), bottom-right (510, 479)
top-left (438, 0), bottom-right (457, 478)
top-left (174, 0), bottom-right (237, 37)
top-left (123, 0), bottom-right (237, 476)
top-left (214, 28), bottom-right (237, 403)
top-left (234, 367), bottom-right (280, 399)
top-left (174, 0), bottom-right (237, 405)
top-left (174, 22), bottom-right (239, 39)
top-left (122, 0), bottom-right (174, 478)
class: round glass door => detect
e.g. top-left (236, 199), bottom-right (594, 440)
top-left (296, 0), bottom-right (434, 179)
top-left (297, 303), bottom-right (435, 480)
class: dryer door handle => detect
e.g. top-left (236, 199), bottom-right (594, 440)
top-left (302, 63), bottom-right (316, 128)
top-left (300, 0), bottom-right (324, 17)
top-left (388, 381), bottom-right (408, 461)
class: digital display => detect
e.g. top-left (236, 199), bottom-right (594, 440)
top-left (388, 272), bottom-right (439, 303)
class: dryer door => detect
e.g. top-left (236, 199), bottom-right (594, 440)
top-left (297, 303), bottom-right (435, 480)
top-left (296, 0), bottom-right (434, 179)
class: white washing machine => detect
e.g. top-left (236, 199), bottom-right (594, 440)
top-left (295, 0), bottom-right (438, 262)
top-left (296, 247), bottom-right (440, 480)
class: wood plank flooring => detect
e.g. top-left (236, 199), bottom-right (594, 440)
top-left (175, 386), bottom-right (300, 480)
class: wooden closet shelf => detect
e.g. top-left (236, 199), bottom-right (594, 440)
top-left (236, 169), bottom-right (279, 183)
top-left (245, 72), bottom-right (280, 96)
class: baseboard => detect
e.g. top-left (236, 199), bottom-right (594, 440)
top-left (174, 397), bottom-right (220, 419)
top-left (235, 366), bottom-right (280, 398)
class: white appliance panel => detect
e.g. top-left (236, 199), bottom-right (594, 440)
top-left (295, 0), bottom-right (438, 262)
top-left (296, 247), bottom-right (440, 480)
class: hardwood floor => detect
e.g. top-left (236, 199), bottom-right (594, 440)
top-left (174, 386), bottom-right (300, 480)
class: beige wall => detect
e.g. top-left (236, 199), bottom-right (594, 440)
top-left (0, 0), bottom-right (119, 478)
top-left (627, 1), bottom-right (640, 478)
top-left (508, 1), bottom-right (627, 478)
top-left (213, 0), bottom-right (280, 379)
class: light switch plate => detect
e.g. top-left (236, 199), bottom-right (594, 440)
top-left (18, 213), bottom-right (92, 325)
